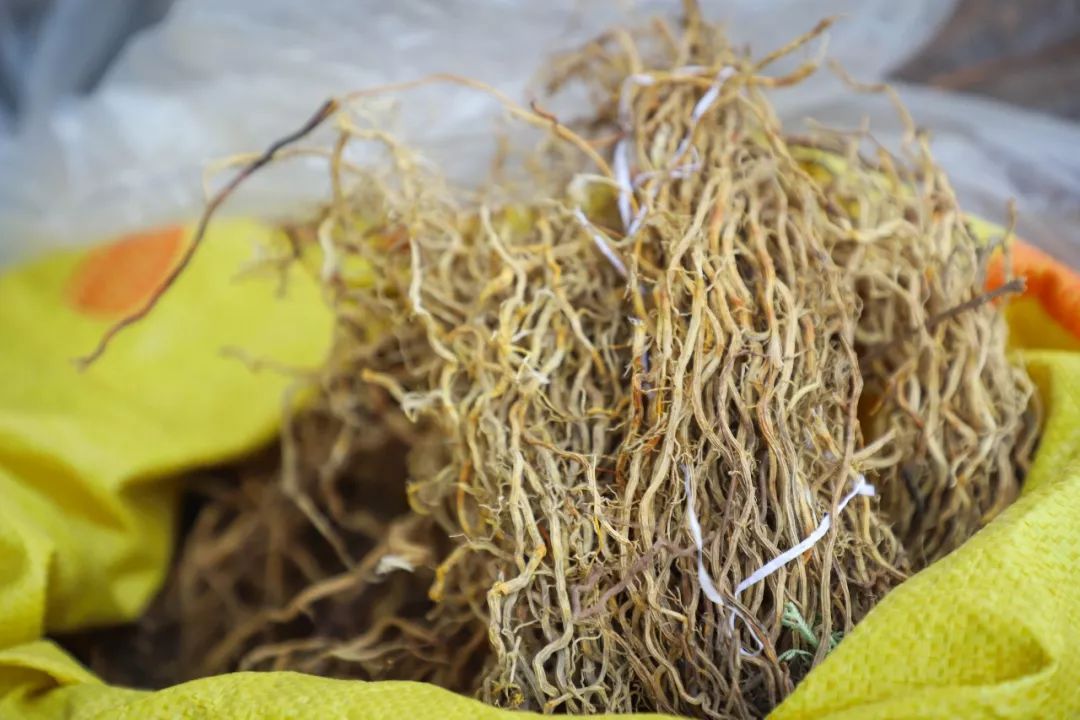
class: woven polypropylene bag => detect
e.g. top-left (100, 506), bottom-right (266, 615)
top-left (0, 228), bottom-right (1078, 719)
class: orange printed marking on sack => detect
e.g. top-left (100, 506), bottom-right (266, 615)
top-left (988, 242), bottom-right (1080, 340)
top-left (68, 225), bottom-right (186, 316)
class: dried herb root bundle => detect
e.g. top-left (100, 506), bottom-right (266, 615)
top-left (286, 16), bottom-right (1036, 719)
top-left (81, 14), bottom-right (1039, 720)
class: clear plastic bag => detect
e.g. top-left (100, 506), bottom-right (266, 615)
top-left (1, 0), bottom-right (1077, 267)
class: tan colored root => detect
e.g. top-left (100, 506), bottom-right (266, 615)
top-left (83, 375), bottom-right (482, 689)
top-left (809, 132), bottom-right (1040, 564)
top-left (311, 19), bottom-right (1028, 717)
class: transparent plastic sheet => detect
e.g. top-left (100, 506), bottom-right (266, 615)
top-left (0, 0), bottom-right (1077, 267)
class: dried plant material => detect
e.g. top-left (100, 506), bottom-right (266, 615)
top-left (71, 10), bottom-right (1039, 720)
top-left (812, 139), bottom-right (1040, 563)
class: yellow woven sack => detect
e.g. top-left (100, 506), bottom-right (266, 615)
top-left (0, 223), bottom-right (1078, 719)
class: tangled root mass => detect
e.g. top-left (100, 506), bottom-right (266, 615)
top-left (75, 15), bottom-right (1038, 720)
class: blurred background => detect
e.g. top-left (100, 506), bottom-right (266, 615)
top-left (896, 0), bottom-right (1080, 120)
top-left (0, 0), bottom-right (174, 126)
top-left (3, 0), bottom-right (1077, 126)
top-left (1, 0), bottom-right (1078, 265)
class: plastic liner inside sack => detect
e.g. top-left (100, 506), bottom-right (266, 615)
top-left (0, 0), bottom-right (1077, 267)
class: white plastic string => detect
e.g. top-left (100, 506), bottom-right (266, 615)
top-left (683, 464), bottom-right (874, 657)
top-left (691, 67), bottom-right (734, 123)
top-left (616, 66), bottom-right (734, 239)
top-left (672, 64), bottom-right (708, 77)
top-left (683, 464), bottom-right (728, 606)
top-left (617, 73), bottom-right (656, 125)
top-left (735, 474), bottom-right (875, 596)
top-left (613, 138), bottom-right (634, 230)
top-left (671, 66), bottom-right (735, 163)
top-left (626, 203), bottom-right (650, 237)
top-left (613, 73), bottom-right (655, 231)
top-left (682, 463), bottom-right (764, 655)
top-left (573, 207), bottom-right (627, 277)
top-left (633, 147), bottom-right (702, 185)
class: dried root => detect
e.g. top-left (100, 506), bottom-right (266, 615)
top-left (71, 12), bottom-right (1038, 720)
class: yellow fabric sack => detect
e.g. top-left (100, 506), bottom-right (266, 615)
top-left (0, 225), bottom-right (1078, 719)
top-left (0, 220), bottom-right (332, 714)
